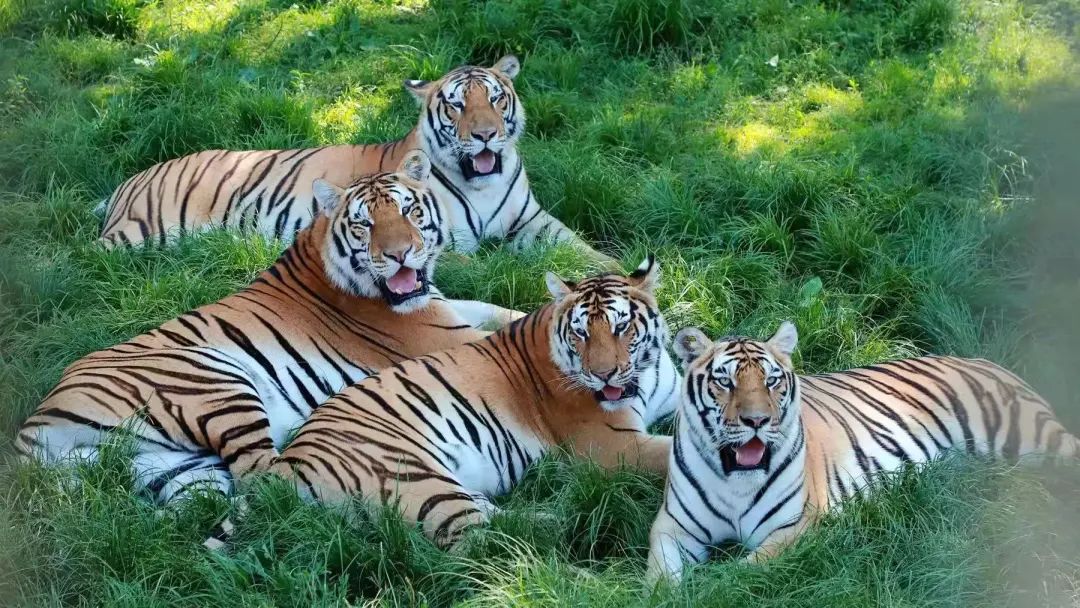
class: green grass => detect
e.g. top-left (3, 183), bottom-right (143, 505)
top-left (2, 0), bottom-right (1080, 605)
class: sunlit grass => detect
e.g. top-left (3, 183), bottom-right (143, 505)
top-left (140, 0), bottom-right (244, 40)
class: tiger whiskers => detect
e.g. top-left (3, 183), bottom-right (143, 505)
top-left (554, 373), bottom-right (588, 393)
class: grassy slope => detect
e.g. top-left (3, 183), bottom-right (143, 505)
top-left (1, 0), bottom-right (1080, 605)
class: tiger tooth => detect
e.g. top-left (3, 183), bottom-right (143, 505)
top-left (415, 281), bottom-right (422, 290)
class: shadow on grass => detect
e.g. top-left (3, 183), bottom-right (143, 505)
top-left (8, 440), bottom-right (1076, 607)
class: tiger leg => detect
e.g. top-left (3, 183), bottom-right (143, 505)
top-left (744, 517), bottom-right (810, 563)
top-left (468, 492), bottom-right (501, 518)
top-left (446, 299), bottom-right (526, 329)
top-left (175, 388), bottom-right (280, 482)
top-left (201, 480), bottom-right (492, 553)
top-left (506, 202), bottom-right (617, 267)
top-left (270, 456), bottom-right (490, 550)
top-left (391, 477), bottom-right (492, 549)
top-left (19, 412), bottom-right (233, 505)
top-left (1033, 423), bottom-right (1080, 464)
top-left (1061, 432), bottom-right (1080, 461)
top-left (135, 449), bottom-right (232, 504)
top-left (569, 425), bottom-right (672, 477)
top-left (646, 506), bottom-right (710, 584)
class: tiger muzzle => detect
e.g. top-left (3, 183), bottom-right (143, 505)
top-left (377, 266), bottom-right (429, 306)
top-left (351, 256), bottom-right (430, 306)
top-left (460, 149), bottom-right (502, 179)
top-left (593, 379), bottom-right (639, 403)
top-left (719, 434), bottom-right (771, 474)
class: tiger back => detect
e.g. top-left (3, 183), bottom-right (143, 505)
top-left (18, 150), bottom-right (518, 503)
top-left (647, 321), bottom-right (1079, 581)
top-left (98, 56), bottom-right (608, 262)
top-left (265, 257), bottom-right (682, 548)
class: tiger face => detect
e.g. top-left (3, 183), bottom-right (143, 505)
top-left (405, 55), bottom-right (523, 185)
top-left (673, 322), bottom-right (800, 476)
top-left (312, 149), bottom-right (447, 313)
top-left (546, 256), bottom-right (669, 411)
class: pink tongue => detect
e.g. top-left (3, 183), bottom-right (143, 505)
top-left (472, 150), bottom-right (496, 174)
top-left (386, 267), bottom-right (418, 295)
top-left (601, 385), bottom-right (624, 401)
top-left (735, 437), bottom-right (767, 467)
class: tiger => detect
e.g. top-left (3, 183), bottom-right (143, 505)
top-left (16, 149), bottom-right (523, 503)
top-left (647, 321), bottom-right (1080, 582)
top-left (97, 55), bottom-right (610, 263)
top-left (251, 256), bottom-right (683, 549)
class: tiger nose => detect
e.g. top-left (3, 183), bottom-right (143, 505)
top-left (594, 368), bottom-right (617, 382)
top-left (740, 415), bottom-right (771, 429)
top-left (384, 246), bottom-right (411, 265)
top-left (472, 127), bottom-right (497, 142)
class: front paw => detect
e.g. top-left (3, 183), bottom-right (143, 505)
top-left (644, 563), bottom-right (681, 589)
top-left (743, 546), bottom-right (774, 564)
top-left (481, 309), bottom-right (525, 331)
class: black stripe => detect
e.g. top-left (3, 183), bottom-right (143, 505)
top-left (485, 157), bottom-right (523, 226)
top-left (430, 165), bottom-right (482, 239)
top-left (748, 482), bottom-right (802, 538)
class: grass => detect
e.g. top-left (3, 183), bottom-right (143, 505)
top-left (2, 0), bottom-right (1080, 605)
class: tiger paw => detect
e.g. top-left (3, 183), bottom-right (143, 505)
top-left (445, 524), bottom-right (490, 557)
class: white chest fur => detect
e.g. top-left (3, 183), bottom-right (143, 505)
top-left (427, 149), bottom-right (533, 253)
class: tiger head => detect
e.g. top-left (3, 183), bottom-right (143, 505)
top-left (312, 149), bottom-right (447, 313)
top-left (546, 256), bottom-right (670, 411)
top-left (405, 55), bottom-right (524, 186)
top-left (673, 322), bottom-right (801, 475)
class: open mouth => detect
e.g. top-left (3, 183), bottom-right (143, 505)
top-left (459, 149), bottom-right (502, 179)
top-left (593, 380), bottom-right (639, 403)
top-left (376, 266), bottom-right (430, 306)
top-left (719, 437), bottom-right (771, 473)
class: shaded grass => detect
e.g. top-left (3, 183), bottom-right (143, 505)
top-left (6, 449), bottom-right (1079, 607)
top-left (2, 0), bottom-right (1080, 606)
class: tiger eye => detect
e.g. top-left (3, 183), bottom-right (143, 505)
top-left (349, 223), bottom-right (369, 239)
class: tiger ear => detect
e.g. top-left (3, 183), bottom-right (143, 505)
top-left (545, 272), bottom-right (574, 302)
top-left (398, 149), bottom-right (431, 183)
top-left (767, 321), bottom-right (798, 362)
top-left (492, 55), bottom-right (520, 80)
top-left (627, 254), bottom-right (659, 292)
top-left (312, 178), bottom-right (345, 217)
top-left (404, 79), bottom-right (433, 103)
top-left (674, 327), bottom-right (712, 366)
